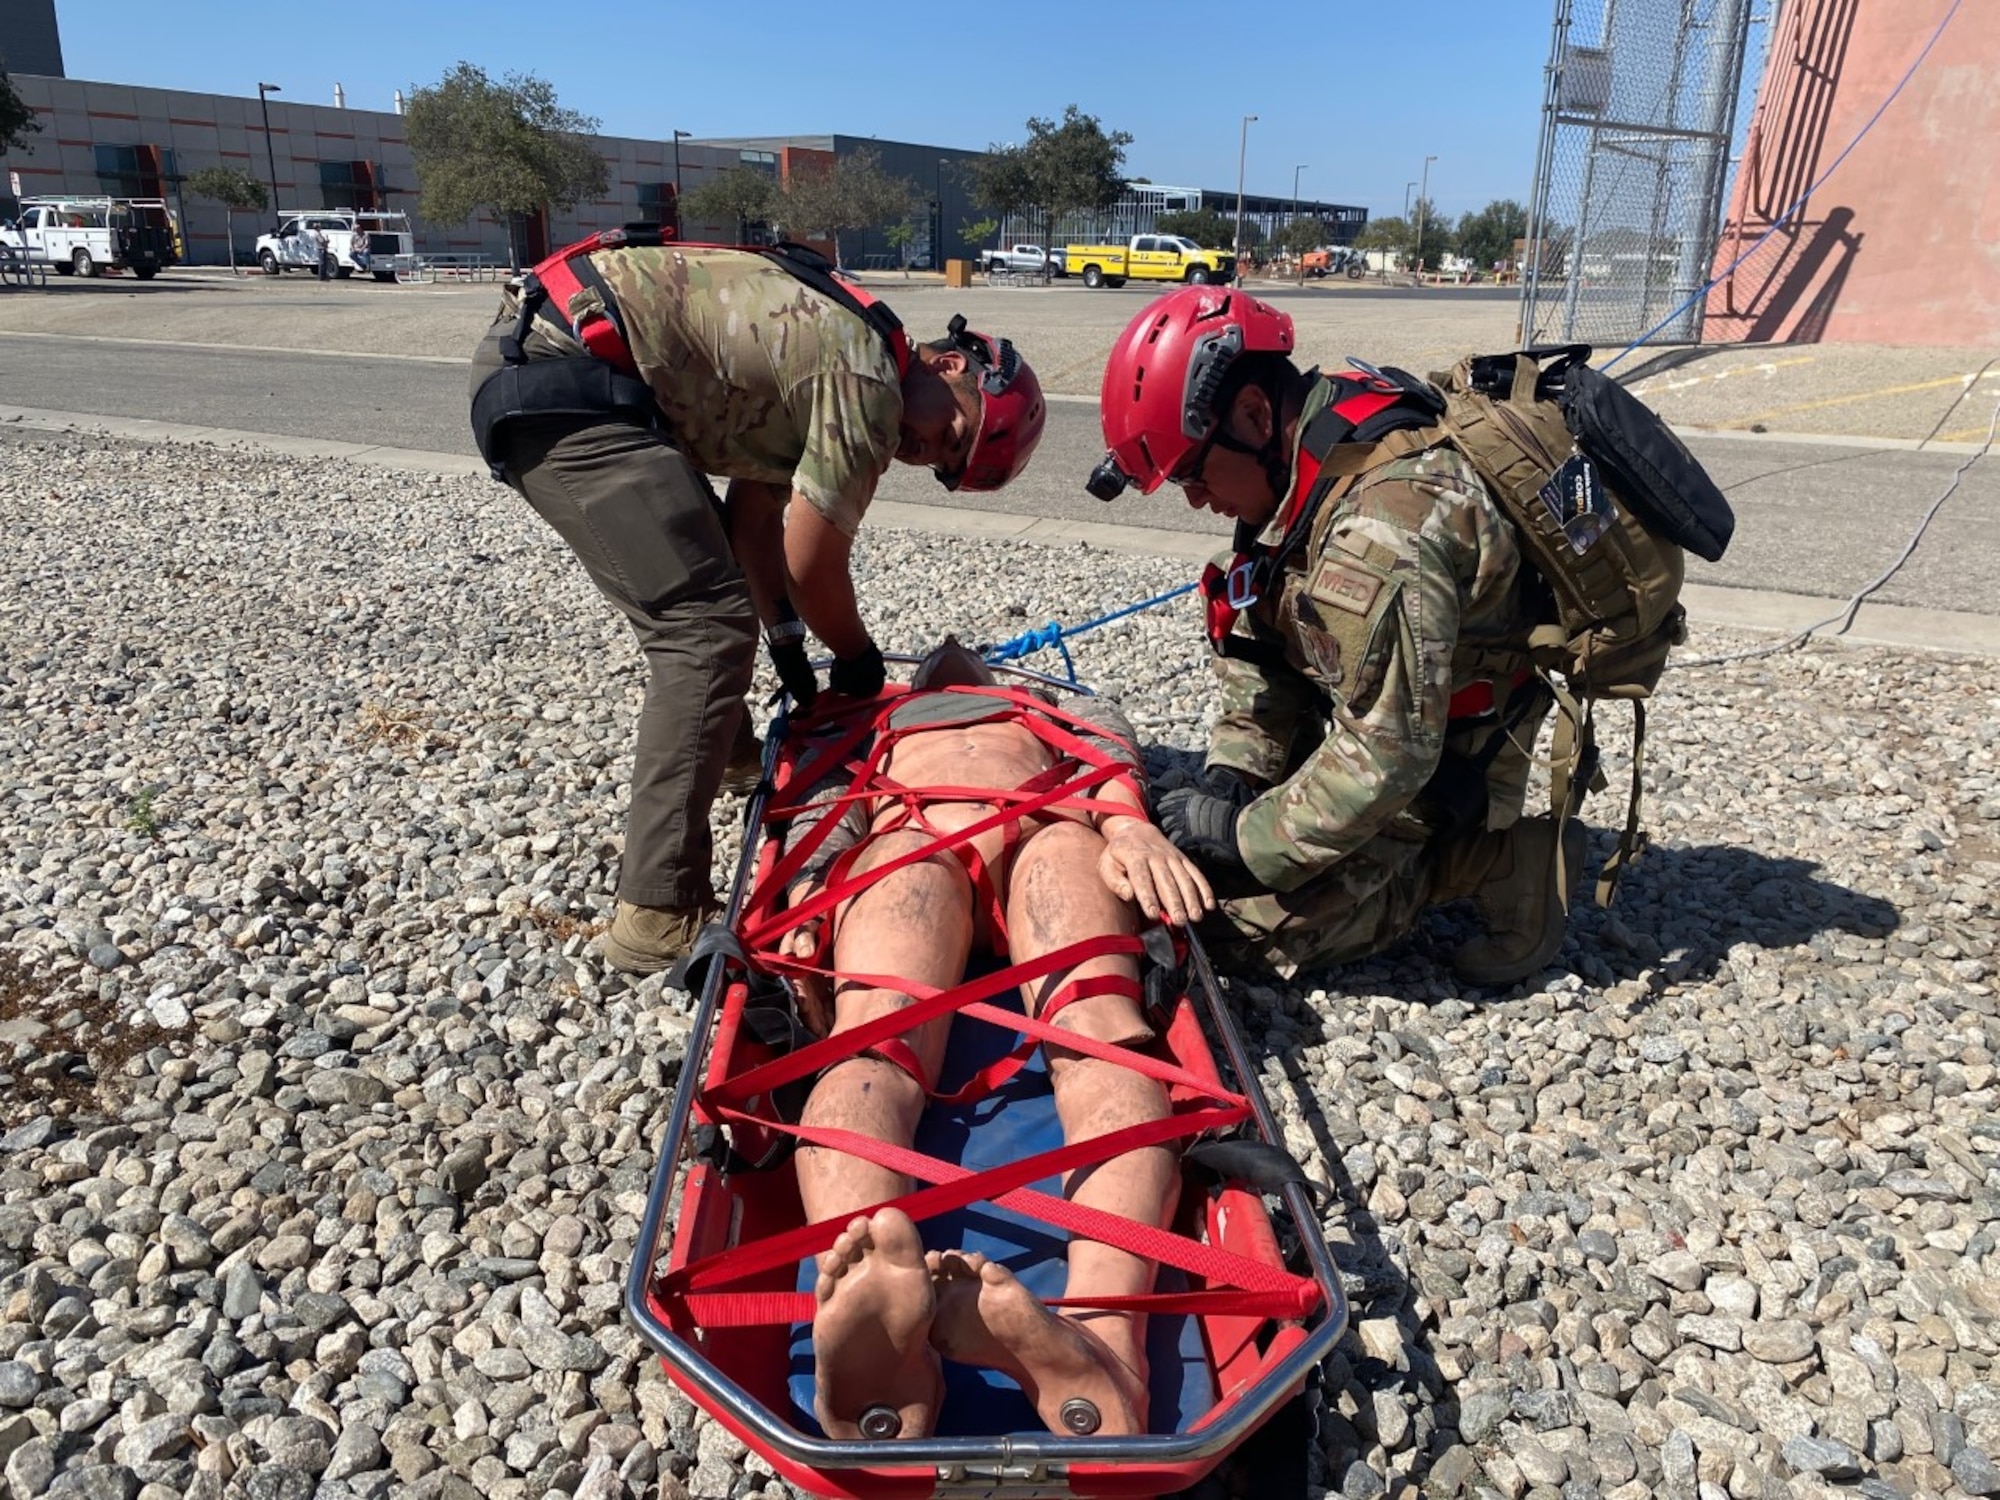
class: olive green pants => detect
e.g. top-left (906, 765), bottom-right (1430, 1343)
top-left (485, 408), bottom-right (757, 908)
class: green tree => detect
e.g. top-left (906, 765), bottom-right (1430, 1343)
top-left (1276, 216), bottom-right (1324, 281)
top-left (965, 146), bottom-right (1034, 239)
top-left (1455, 198), bottom-right (1529, 271)
top-left (681, 166), bottom-right (778, 242)
top-left (1020, 105), bottom-right (1131, 241)
top-left (960, 216), bottom-right (999, 250)
top-left (885, 220), bottom-right (916, 276)
top-left (0, 55), bottom-right (39, 155)
top-left (1154, 209), bottom-right (1232, 248)
top-left (185, 165), bottom-right (268, 272)
top-left (1355, 214), bottom-right (1412, 267)
top-left (778, 148), bottom-right (916, 269)
top-left (404, 63), bottom-right (607, 268)
top-left (1407, 196), bottom-right (1450, 270)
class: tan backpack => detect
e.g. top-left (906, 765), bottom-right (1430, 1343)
top-left (1428, 346), bottom-right (1736, 902)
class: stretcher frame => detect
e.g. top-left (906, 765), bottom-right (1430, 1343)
top-left (624, 658), bottom-right (1348, 1499)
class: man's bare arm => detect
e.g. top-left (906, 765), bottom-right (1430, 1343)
top-left (784, 499), bottom-right (872, 661)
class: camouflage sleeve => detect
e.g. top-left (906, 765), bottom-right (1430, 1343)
top-left (1235, 454), bottom-right (1484, 891)
top-left (1205, 547), bottom-right (1326, 785)
top-left (790, 369), bottom-right (903, 538)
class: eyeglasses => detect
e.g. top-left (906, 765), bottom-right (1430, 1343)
top-left (1169, 431), bottom-right (1220, 491)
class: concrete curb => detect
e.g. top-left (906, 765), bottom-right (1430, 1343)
top-left (7, 401), bottom-right (1998, 658)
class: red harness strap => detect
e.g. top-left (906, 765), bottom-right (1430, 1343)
top-left (665, 688), bottom-right (1327, 1342)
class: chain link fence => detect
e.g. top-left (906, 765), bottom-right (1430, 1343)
top-left (1521, 0), bottom-right (1760, 350)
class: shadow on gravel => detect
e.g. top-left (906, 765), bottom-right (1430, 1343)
top-left (1565, 838), bottom-right (1904, 997)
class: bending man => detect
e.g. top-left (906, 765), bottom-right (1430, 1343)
top-left (772, 643), bottom-right (1211, 1444)
top-left (471, 240), bottom-right (1046, 973)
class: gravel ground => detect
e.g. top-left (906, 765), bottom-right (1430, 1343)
top-left (1, 431), bottom-right (1997, 1500)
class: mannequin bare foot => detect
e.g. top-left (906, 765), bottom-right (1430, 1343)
top-left (928, 1249), bottom-right (1147, 1436)
top-left (812, 1209), bottom-right (941, 1439)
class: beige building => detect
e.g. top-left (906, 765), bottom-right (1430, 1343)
top-left (0, 71), bottom-right (757, 268)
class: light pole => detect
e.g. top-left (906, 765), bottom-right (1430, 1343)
top-left (1415, 154), bottom-right (1437, 277)
top-left (672, 129), bottom-right (693, 198)
top-left (1292, 164), bottom-right (1308, 282)
top-left (1233, 114), bottom-right (1257, 268)
top-left (937, 157), bottom-right (948, 270)
top-left (256, 83), bottom-right (282, 224)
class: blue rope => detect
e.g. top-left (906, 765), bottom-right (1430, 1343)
top-left (1601, 0), bottom-right (1965, 373)
top-left (980, 581), bottom-right (1198, 682)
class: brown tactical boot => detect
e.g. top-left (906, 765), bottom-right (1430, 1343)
top-left (1438, 816), bottom-right (1588, 987)
top-left (719, 716), bottom-right (765, 799)
top-left (601, 900), bottom-right (720, 975)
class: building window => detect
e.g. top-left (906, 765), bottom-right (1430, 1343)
top-left (636, 182), bottom-right (679, 230)
top-left (95, 144), bottom-right (175, 200)
top-left (319, 160), bottom-right (382, 211)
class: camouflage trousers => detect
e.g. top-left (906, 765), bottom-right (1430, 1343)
top-left (1202, 825), bottom-right (1438, 980)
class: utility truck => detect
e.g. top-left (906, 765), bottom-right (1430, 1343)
top-left (1062, 234), bottom-right (1234, 289)
top-left (0, 197), bottom-right (178, 279)
top-left (256, 210), bottom-right (415, 281)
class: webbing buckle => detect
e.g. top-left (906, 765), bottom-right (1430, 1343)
top-left (1225, 558), bottom-right (1262, 610)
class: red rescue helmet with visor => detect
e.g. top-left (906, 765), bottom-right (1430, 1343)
top-left (1093, 286), bottom-right (1295, 497)
top-left (939, 314), bottom-right (1047, 493)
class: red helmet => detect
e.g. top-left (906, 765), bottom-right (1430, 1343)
top-left (1097, 287), bottom-right (1295, 495)
top-left (941, 316), bottom-right (1046, 493)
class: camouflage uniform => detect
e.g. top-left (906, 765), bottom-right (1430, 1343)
top-left (1204, 376), bottom-right (1545, 977)
top-left (469, 248), bottom-right (906, 909)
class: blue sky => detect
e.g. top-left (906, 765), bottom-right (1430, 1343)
top-left (58, 0), bottom-right (1569, 220)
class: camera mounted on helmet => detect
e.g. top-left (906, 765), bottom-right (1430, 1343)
top-left (1085, 454), bottom-right (1132, 503)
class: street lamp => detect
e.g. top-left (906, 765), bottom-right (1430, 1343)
top-left (937, 157), bottom-right (949, 270)
top-left (1415, 154), bottom-right (1437, 276)
top-left (1233, 114), bottom-right (1257, 267)
top-left (672, 129), bottom-right (693, 197)
top-left (256, 83), bottom-right (282, 224)
top-left (1292, 164), bottom-right (1308, 282)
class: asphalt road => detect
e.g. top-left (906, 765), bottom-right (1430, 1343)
top-left (3, 333), bottom-right (1993, 616)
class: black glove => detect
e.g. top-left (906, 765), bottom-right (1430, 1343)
top-left (1200, 765), bottom-right (1263, 811)
top-left (765, 622), bottom-right (818, 713)
top-left (1157, 786), bottom-right (1255, 893)
top-left (827, 641), bottom-right (887, 699)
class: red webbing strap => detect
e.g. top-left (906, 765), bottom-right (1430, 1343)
top-left (858, 1036), bottom-right (933, 1095)
top-left (702, 933), bottom-right (1144, 1110)
top-left (677, 1283), bottom-right (1307, 1329)
top-left (740, 759), bottom-right (1131, 955)
top-left (926, 972), bottom-right (1142, 1108)
top-left (662, 1107), bottom-right (1315, 1311)
top-left (529, 250), bottom-right (640, 375)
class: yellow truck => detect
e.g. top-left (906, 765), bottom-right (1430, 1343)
top-left (1063, 234), bottom-right (1236, 289)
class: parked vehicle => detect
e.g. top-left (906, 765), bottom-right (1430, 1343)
top-left (1063, 235), bottom-right (1235, 289)
top-left (0, 196), bottom-right (178, 279)
top-left (256, 210), bottom-right (415, 282)
top-left (983, 243), bottom-right (1063, 277)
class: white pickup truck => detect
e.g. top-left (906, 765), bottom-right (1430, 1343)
top-left (256, 210), bottom-right (415, 282)
top-left (0, 197), bottom-right (177, 279)
top-left (982, 243), bottom-right (1063, 277)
